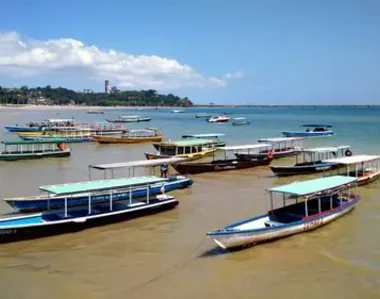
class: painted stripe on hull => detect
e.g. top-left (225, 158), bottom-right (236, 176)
top-left (282, 131), bottom-right (334, 137)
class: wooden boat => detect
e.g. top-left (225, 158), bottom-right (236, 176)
top-left (92, 128), bottom-right (163, 144)
top-left (145, 139), bottom-right (217, 160)
top-left (0, 177), bottom-right (179, 243)
top-left (172, 144), bottom-right (273, 174)
top-left (232, 117), bottom-right (251, 125)
top-left (106, 115), bottom-right (152, 123)
top-left (208, 115), bottom-right (230, 123)
top-left (0, 139), bottom-right (71, 161)
top-left (270, 146), bottom-right (351, 176)
top-left (235, 137), bottom-right (302, 160)
top-left (322, 155), bottom-right (380, 186)
top-left (207, 176), bottom-right (359, 250)
top-left (17, 131), bottom-right (93, 143)
top-left (5, 118), bottom-right (76, 132)
top-left (195, 113), bottom-right (211, 118)
top-left (282, 124), bottom-right (333, 137)
top-left (87, 110), bottom-right (104, 114)
top-left (4, 158), bottom-right (192, 212)
top-left (180, 133), bottom-right (226, 147)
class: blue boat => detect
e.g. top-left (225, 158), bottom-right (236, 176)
top-left (5, 119), bottom-right (76, 132)
top-left (207, 176), bottom-right (359, 250)
top-left (0, 177), bottom-right (179, 243)
top-left (4, 157), bottom-right (192, 212)
top-left (232, 117), bottom-right (251, 126)
top-left (282, 124), bottom-right (333, 137)
top-left (18, 135), bottom-right (92, 143)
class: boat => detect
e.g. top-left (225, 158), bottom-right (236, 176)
top-left (322, 155), bottom-right (380, 186)
top-left (195, 113), bottom-right (212, 118)
top-left (282, 124), bottom-right (334, 137)
top-left (171, 109), bottom-right (185, 113)
top-left (87, 110), bottom-right (104, 114)
top-left (145, 139), bottom-right (217, 160)
top-left (0, 139), bottom-right (71, 161)
top-left (0, 177), bottom-right (179, 243)
top-left (92, 128), bottom-right (163, 144)
top-left (106, 116), bottom-right (152, 123)
top-left (208, 115), bottom-right (230, 123)
top-left (4, 158), bottom-right (192, 212)
top-left (206, 175), bottom-right (359, 250)
top-left (180, 133), bottom-right (226, 147)
top-left (235, 137), bottom-right (302, 160)
top-left (232, 117), bottom-right (251, 126)
top-left (17, 131), bottom-right (93, 143)
top-left (172, 144), bottom-right (273, 174)
top-left (5, 118), bottom-right (76, 132)
top-left (270, 146), bottom-right (351, 176)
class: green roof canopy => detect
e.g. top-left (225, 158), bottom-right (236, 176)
top-left (39, 176), bottom-right (168, 195)
top-left (153, 139), bottom-right (214, 147)
top-left (2, 139), bottom-right (68, 145)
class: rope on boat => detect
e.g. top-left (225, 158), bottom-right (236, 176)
top-left (128, 239), bottom-right (206, 292)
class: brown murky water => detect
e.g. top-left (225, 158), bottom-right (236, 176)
top-left (0, 109), bottom-right (379, 299)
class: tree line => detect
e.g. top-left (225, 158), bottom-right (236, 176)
top-left (0, 85), bottom-right (193, 107)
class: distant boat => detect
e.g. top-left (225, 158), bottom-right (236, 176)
top-left (282, 124), bottom-right (333, 137)
top-left (171, 109), bottom-right (185, 113)
top-left (87, 110), bottom-right (104, 115)
top-left (195, 113), bottom-right (211, 118)
top-left (208, 115), bottom-right (230, 123)
top-left (106, 116), bottom-right (152, 123)
top-left (232, 117), bottom-right (251, 125)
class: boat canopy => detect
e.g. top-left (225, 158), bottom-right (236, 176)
top-left (155, 139), bottom-right (215, 147)
top-left (89, 157), bottom-right (186, 170)
top-left (182, 133), bottom-right (225, 138)
top-left (217, 143), bottom-right (272, 151)
top-left (39, 176), bottom-right (168, 196)
top-left (301, 145), bottom-right (350, 153)
top-left (322, 155), bottom-right (380, 165)
top-left (120, 115), bottom-right (140, 118)
top-left (301, 124), bottom-right (332, 128)
top-left (267, 176), bottom-right (358, 196)
top-left (46, 119), bottom-right (75, 123)
top-left (2, 139), bottom-right (68, 145)
top-left (258, 137), bottom-right (302, 143)
top-left (232, 117), bottom-right (247, 120)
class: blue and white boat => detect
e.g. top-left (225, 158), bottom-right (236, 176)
top-left (282, 124), bottom-right (334, 137)
top-left (0, 177), bottom-right (179, 243)
top-left (3, 157), bottom-right (192, 212)
top-left (207, 176), bottom-right (359, 250)
top-left (5, 119), bottom-right (76, 132)
top-left (232, 117), bottom-right (251, 126)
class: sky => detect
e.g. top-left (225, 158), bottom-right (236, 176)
top-left (0, 0), bottom-right (379, 104)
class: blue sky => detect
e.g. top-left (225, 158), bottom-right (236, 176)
top-left (0, 0), bottom-right (379, 104)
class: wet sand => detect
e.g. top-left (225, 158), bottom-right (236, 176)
top-left (0, 110), bottom-right (380, 298)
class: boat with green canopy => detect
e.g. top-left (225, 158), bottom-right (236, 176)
top-left (0, 176), bottom-right (178, 243)
top-left (0, 139), bottom-right (71, 161)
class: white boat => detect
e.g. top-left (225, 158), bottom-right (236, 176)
top-left (171, 109), bottom-right (185, 113)
top-left (232, 117), bottom-right (250, 125)
top-left (207, 115), bottom-right (230, 123)
top-left (207, 175), bottom-right (359, 250)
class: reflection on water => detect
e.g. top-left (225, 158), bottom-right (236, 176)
top-left (0, 108), bottom-right (380, 299)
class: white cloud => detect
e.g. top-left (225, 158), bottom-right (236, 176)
top-left (0, 32), bottom-right (241, 90)
top-left (224, 70), bottom-right (244, 79)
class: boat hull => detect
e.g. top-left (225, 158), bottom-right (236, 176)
top-left (232, 121), bottom-right (251, 125)
top-left (4, 177), bottom-right (192, 212)
top-left (93, 135), bottom-right (163, 144)
top-left (0, 150), bottom-right (70, 161)
top-left (5, 126), bottom-right (41, 132)
top-left (282, 131), bottom-right (334, 137)
top-left (144, 149), bottom-right (217, 161)
top-left (172, 158), bottom-right (271, 174)
top-left (18, 135), bottom-right (92, 143)
top-left (0, 198), bottom-right (178, 244)
top-left (207, 196), bottom-right (359, 250)
top-left (270, 162), bottom-right (341, 176)
top-left (106, 118), bottom-right (151, 123)
top-left (235, 148), bottom-right (296, 160)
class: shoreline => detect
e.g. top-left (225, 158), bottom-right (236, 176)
top-left (0, 104), bottom-right (379, 111)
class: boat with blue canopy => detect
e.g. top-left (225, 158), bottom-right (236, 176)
top-left (282, 124), bottom-right (333, 137)
top-left (270, 145), bottom-right (351, 176)
top-left (0, 176), bottom-right (178, 243)
top-left (181, 133), bottom-right (226, 147)
top-left (207, 175), bottom-right (359, 250)
top-left (3, 157), bottom-right (191, 212)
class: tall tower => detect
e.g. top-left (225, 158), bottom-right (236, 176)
top-left (105, 80), bottom-right (110, 94)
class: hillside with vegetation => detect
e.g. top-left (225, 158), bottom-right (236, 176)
top-left (0, 85), bottom-right (193, 107)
